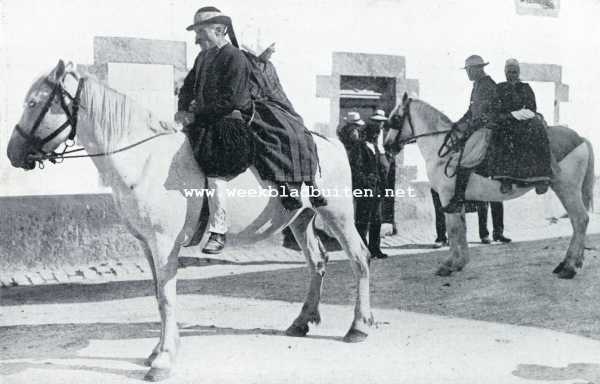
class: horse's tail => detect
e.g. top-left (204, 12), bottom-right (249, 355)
top-left (582, 138), bottom-right (595, 212)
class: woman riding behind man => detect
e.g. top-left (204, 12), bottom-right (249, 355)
top-left (490, 58), bottom-right (553, 194)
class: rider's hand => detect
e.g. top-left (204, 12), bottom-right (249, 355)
top-left (174, 111), bottom-right (194, 126)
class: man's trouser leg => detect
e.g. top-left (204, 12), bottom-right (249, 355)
top-left (477, 202), bottom-right (490, 239)
top-left (354, 197), bottom-right (370, 251)
top-left (442, 167), bottom-right (471, 213)
top-left (491, 202), bottom-right (504, 238)
top-left (207, 177), bottom-right (227, 234)
top-left (431, 189), bottom-right (447, 241)
top-left (368, 199), bottom-right (383, 256)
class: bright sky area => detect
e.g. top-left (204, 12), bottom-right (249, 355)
top-left (1, 0), bottom-right (600, 195)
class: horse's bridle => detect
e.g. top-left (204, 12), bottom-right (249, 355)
top-left (389, 97), bottom-right (474, 178)
top-left (389, 98), bottom-right (416, 145)
top-left (15, 72), bottom-right (85, 164)
top-left (389, 98), bottom-right (450, 147)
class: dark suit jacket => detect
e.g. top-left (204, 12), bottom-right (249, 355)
top-left (349, 142), bottom-right (386, 197)
top-left (457, 75), bottom-right (499, 132)
top-left (178, 44), bottom-right (253, 122)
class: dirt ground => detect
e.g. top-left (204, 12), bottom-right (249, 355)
top-left (3, 234), bottom-right (600, 383)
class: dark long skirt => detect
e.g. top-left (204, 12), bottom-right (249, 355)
top-left (250, 100), bottom-right (318, 183)
top-left (488, 116), bottom-right (553, 184)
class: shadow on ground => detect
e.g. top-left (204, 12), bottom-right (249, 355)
top-left (3, 234), bottom-right (600, 342)
top-left (513, 363), bottom-right (600, 382)
top-left (0, 322), bottom-right (339, 377)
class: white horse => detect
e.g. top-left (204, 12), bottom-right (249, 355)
top-left (7, 60), bottom-right (373, 381)
top-left (385, 93), bottom-right (594, 279)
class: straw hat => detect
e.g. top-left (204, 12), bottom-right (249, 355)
top-left (345, 111), bottom-right (365, 125)
top-left (369, 109), bottom-right (387, 121)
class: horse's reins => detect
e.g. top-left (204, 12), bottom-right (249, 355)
top-left (18, 73), bottom-right (174, 169)
top-left (389, 98), bottom-right (465, 177)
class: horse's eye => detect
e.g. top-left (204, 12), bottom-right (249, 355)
top-left (27, 100), bottom-right (37, 108)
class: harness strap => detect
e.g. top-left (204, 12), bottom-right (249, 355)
top-left (35, 132), bottom-right (174, 161)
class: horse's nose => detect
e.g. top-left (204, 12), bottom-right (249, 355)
top-left (7, 133), bottom-right (35, 169)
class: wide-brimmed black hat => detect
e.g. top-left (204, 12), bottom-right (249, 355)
top-left (186, 7), bottom-right (232, 30)
top-left (186, 6), bottom-right (239, 47)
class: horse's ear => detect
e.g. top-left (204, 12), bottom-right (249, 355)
top-left (65, 61), bottom-right (75, 72)
top-left (51, 59), bottom-right (66, 81)
top-left (402, 92), bottom-right (408, 104)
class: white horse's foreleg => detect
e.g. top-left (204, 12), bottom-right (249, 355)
top-left (437, 212), bottom-right (469, 276)
top-left (317, 205), bottom-right (372, 343)
top-left (285, 209), bottom-right (327, 337)
top-left (142, 232), bottom-right (181, 382)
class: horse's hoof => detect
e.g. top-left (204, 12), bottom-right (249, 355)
top-left (343, 328), bottom-right (368, 343)
top-left (552, 261), bottom-right (566, 274)
top-left (144, 351), bottom-right (159, 367)
top-left (557, 265), bottom-right (577, 279)
top-left (144, 367), bottom-right (173, 382)
top-left (285, 323), bottom-right (309, 337)
top-left (436, 265), bottom-right (453, 277)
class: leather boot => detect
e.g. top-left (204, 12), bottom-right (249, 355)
top-left (535, 182), bottom-right (550, 195)
top-left (442, 167), bottom-right (471, 213)
top-left (500, 180), bottom-right (513, 194)
top-left (202, 232), bottom-right (226, 254)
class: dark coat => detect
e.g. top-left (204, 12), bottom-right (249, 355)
top-left (349, 142), bottom-right (386, 225)
top-left (179, 44), bottom-right (319, 182)
top-left (179, 44), bottom-right (252, 121)
top-left (456, 75), bottom-right (498, 133)
top-left (488, 81), bottom-right (552, 183)
top-left (179, 44), bottom-right (254, 178)
top-left (337, 122), bottom-right (361, 153)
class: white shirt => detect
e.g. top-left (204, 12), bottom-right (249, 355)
top-left (365, 142), bottom-right (377, 154)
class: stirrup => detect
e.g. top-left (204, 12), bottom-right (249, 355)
top-left (441, 196), bottom-right (464, 213)
top-left (309, 193), bottom-right (327, 208)
top-left (281, 195), bottom-right (303, 210)
top-left (535, 183), bottom-right (549, 195)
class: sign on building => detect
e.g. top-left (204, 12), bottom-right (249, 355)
top-left (515, 0), bottom-right (560, 17)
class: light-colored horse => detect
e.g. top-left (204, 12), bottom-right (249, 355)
top-left (385, 93), bottom-right (594, 279)
top-left (7, 60), bottom-right (373, 381)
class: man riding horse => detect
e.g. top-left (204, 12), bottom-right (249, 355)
top-left (176, 7), bottom-right (326, 253)
top-left (443, 55), bottom-right (498, 213)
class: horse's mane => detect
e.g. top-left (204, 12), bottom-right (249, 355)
top-left (82, 75), bottom-right (175, 151)
top-left (409, 99), bottom-right (453, 131)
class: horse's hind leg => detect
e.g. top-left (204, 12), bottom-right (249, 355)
top-left (437, 212), bottom-right (469, 276)
top-left (285, 208), bottom-right (327, 337)
top-left (552, 182), bottom-right (589, 279)
top-left (317, 205), bottom-right (372, 343)
top-left (139, 232), bottom-right (181, 382)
